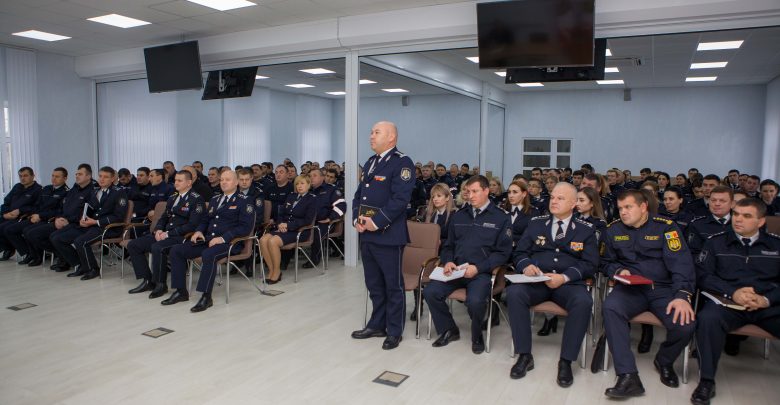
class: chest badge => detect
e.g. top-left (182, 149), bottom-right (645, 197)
top-left (536, 236), bottom-right (546, 246)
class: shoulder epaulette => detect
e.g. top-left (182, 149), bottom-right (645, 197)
top-left (574, 217), bottom-right (593, 228)
top-left (767, 232), bottom-right (780, 240)
top-left (236, 193), bottom-right (248, 199)
top-left (190, 191), bottom-right (200, 198)
top-left (653, 216), bottom-right (673, 225)
top-left (707, 231), bottom-right (728, 239)
top-left (531, 214), bottom-right (550, 221)
top-left (394, 150), bottom-right (406, 157)
top-left (607, 219), bottom-right (622, 228)
top-left (690, 216), bottom-right (706, 223)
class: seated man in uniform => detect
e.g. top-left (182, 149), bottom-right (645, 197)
top-left (162, 170), bottom-right (254, 313)
top-left (601, 190), bottom-right (696, 398)
top-left (506, 182), bottom-right (598, 387)
top-left (685, 174), bottom-right (721, 217)
top-left (146, 169), bottom-right (173, 219)
top-left (126, 170), bottom-right (205, 298)
top-left (691, 198), bottom-right (780, 405)
top-left (686, 186), bottom-right (735, 256)
top-left (0, 167), bottom-right (42, 261)
top-left (423, 175), bottom-right (512, 354)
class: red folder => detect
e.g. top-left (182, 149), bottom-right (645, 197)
top-left (614, 274), bottom-right (653, 285)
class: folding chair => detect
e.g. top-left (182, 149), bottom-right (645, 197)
top-left (765, 216), bottom-right (780, 235)
top-left (95, 200), bottom-right (134, 279)
top-left (280, 219), bottom-right (320, 283)
top-left (730, 324), bottom-right (777, 360)
top-left (322, 218), bottom-right (345, 270)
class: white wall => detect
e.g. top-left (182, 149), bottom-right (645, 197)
top-left (762, 76), bottom-right (780, 180)
top-left (504, 85), bottom-right (767, 178)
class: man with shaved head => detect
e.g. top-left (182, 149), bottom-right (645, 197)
top-left (505, 182), bottom-right (599, 387)
top-left (350, 121), bottom-right (416, 350)
top-left (162, 169), bottom-right (254, 313)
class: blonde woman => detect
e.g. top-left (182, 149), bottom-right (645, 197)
top-left (489, 177), bottom-right (506, 205)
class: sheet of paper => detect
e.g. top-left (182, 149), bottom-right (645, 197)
top-left (429, 263), bottom-right (469, 282)
top-left (505, 274), bottom-right (551, 283)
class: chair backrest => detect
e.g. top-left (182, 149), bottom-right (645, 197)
top-left (766, 216), bottom-right (780, 235)
top-left (328, 218), bottom-right (344, 238)
top-left (148, 201), bottom-right (168, 231)
top-left (402, 221), bottom-right (441, 291)
top-left (263, 200), bottom-right (272, 224)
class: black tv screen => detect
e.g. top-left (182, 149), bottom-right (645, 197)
top-left (202, 67), bottom-right (257, 100)
top-left (144, 41), bottom-right (203, 93)
top-left (477, 0), bottom-right (595, 69)
top-left (505, 38), bottom-right (606, 83)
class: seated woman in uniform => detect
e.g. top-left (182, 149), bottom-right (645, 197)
top-left (502, 180), bottom-right (539, 245)
top-left (660, 186), bottom-right (694, 233)
top-left (641, 180), bottom-right (661, 213)
top-left (488, 178), bottom-right (506, 205)
top-left (455, 181), bottom-right (471, 208)
top-left (258, 175), bottom-right (316, 284)
top-left (544, 175), bottom-right (558, 196)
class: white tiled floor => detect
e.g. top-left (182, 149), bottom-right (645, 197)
top-left (1, 256), bottom-right (778, 405)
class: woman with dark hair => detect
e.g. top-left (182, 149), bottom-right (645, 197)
top-left (502, 180), bottom-right (539, 245)
top-left (656, 172), bottom-right (671, 200)
top-left (660, 186), bottom-right (695, 232)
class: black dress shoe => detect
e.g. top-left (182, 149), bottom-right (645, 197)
top-left (432, 329), bottom-right (460, 347)
top-left (691, 380), bottom-right (716, 405)
top-left (538, 316), bottom-right (558, 336)
top-left (18, 255), bottom-right (32, 265)
top-left (0, 250), bottom-right (13, 261)
top-left (382, 335), bottom-right (402, 350)
top-left (67, 267), bottom-right (86, 277)
top-left (654, 359), bottom-right (679, 388)
top-left (472, 335), bottom-right (485, 355)
top-left (128, 279), bottom-right (155, 294)
top-left (27, 258), bottom-right (43, 267)
top-left (351, 327), bottom-right (387, 339)
top-left (510, 354), bottom-right (534, 379)
top-left (161, 290), bottom-right (190, 305)
top-left (267, 273), bottom-right (282, 284)
top-left (148, 284), bottom-right (168, 299)
top-left (638, 324), bottom-right (654, 353)
top-left (80, 270), bottom-right (100, 280)
top-left (605, 373), bottom-right (645, 398)
top-left (557, 360), bottom-right (574, 387)
top-left (190, 295), bottom-right (213, 312)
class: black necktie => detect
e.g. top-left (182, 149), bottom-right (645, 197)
top-left (555, 220), bottom-right (565, 240)
top-left (718, 217), bottom-right (727, 225)
top-left (742, 237), bottom-right (751, 247)
top-left (368, 155), bottom-right (380, 175)
top-left (474, 208), bottom-right (481, 218)
top-left (217, 195), bottom-right (227, 209)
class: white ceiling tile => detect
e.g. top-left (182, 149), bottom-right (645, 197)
top-left (149, 1), bottom-right (217, 18)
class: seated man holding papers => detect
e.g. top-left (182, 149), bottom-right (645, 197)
top-left (422, 175), bottom-right (512, 354)
top-left (506, 182), bottom-right (598, 387)
top-left (601, 189), bottom-right (696, 398)
top-left (692, 198), bottom-right (780, 405)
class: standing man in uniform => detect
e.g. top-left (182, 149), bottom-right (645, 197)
top-left (350, 121), bottom-right (416, 350)
top-left (601, 190), bottom-right (696, 398)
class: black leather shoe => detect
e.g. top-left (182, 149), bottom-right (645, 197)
top-left (605, 373), bottom-right (645, 398)
top-left (691, 380), bottom-right (716, 405)
top-left (351, 327), bottom-right (387, 339)
top-left (27, 258), bottom-right (43, 267)
top-left (432, 329), bottom-right (460, 347)
top-left (18, 255), bottom-right (32, 265)
top-left (190, 295), bottom-right (213, 312)
top-left (654, 359), bottom-right (679, 388)
top-left (382, 335), bottom-right (402, 350)
top-left (267, 273), bottom-right (282, 285)
top-left (510, 354), bottom-right (534, 379)
top-left (638, 324), bottom-right (654, 353)
top-left (148, 284), bottom-right (168, 299)
top-left (538, 316), bottom-right (558, 336)
top-left (557, 360), bottom-right (574, 387)
top-left (67, 267), bottom-right (86, 277)
top-left (128, 279), bottom-right (154, 294)
top-left (0, 250), bottom-right (13, 261)
top-left (161, 290), bottom-right (189, 305)
top-left (472, 335), bottom-right (485, 354)
top-left (80, 270), bottom-right (100, 280)
top-left (410, 305), bottom-right (423, 321)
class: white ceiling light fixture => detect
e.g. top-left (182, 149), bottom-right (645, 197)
top-left (604, 67), bottom-right (620, 73)
top-left (686, 76), bottom-right (717, 82)
top-left (690, 62), bottom-right (728, 69)
top-left (596, 80), bottom-right (624, 85)
top-left (326, 91), bottom-right (346, 96)
top-left (517, 83), bottom-right (544, 87)
top-left (255, 75), bottom-right (269, 79)
top-left (186, 0), bottom-right (256, 11)
top-left (286, 84), bottom-right (314, 88)
top-left (697, 40), bottom-right (743, 51)
top-left (605, 48), bottom-right (613, 56)
top-left (494, 71), bottom-right (506, 77)
top-left (300, 68), bottom-right (336, 75)
top-left (87, 14), bottom-right (150, 28)
top-left (359, 79), bottom-right (376, 85)
top-left (12, 30), bottom-right (70, 42)
top-left (466, 56), bottom-right (479, 63)
top-left (381, 88), bottom-right (408, 93)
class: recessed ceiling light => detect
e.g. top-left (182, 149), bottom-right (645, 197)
top-left (686, 76), bottom-right (717, 82)
top-left (690, 62), bottom-right (728, 69)
top-left (255, 75), bottom-right (269, 79)
top-left (605, 48), bottom-right (613, 56)
top-left (466, 56), bottom-right (479, 63)
top-left (286, 84), bottom-right (314, 88)
top-left (326, 91), bottom-right (346, 96)
top-left (494, 71), bottom-right (506, 77)
top-left (381, 88), bottom-right (408, 93)
top-left (87, 14), bottom-right (150, 28)
top-left (517, 83), bottom-right (544, 87)
top-left (12, 30), bottom-right (70, 42)
top-left (604, 67), bottom-right (620, 73)
top-left (697, 40), bottom-right (743, 51)
top-left (359, 79), bottom-right (376, 85)
top-left (186, 0), bottom-right (256, 11)
top-left (596, 80), bottom-right (624, 85)
top-left (300, 68), bottom-right (336, 75)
